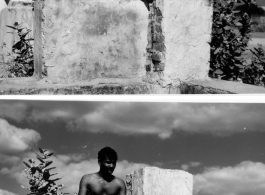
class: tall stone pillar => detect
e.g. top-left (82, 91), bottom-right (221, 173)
top-left (126, 167), bottom-right (193, 195)
top-left (144, 0), bottom-right (213, 86)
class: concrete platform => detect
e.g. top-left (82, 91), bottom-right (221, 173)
top-left (0, 77), bottom-right (265, 94)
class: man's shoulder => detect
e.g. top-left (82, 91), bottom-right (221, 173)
top-left (81, 173), bottom-right (98, 183)
top-left (113, 176), bottom-right (125, 187)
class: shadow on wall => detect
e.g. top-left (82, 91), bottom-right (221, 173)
top-left (141, 0), bottom-right (154, 11)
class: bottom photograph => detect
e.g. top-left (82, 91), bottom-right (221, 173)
top-left (0, 100), bottom-right (264, 195)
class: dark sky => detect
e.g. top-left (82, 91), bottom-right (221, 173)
top-left (0, 100), bottom-right (265, 195)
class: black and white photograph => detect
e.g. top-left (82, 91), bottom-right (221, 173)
top-left (1, 0), bottom-right (265, 195)
top-left (0, 100), bottom-right (265, 195)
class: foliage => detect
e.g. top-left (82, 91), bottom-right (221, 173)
top-left (242, 44), bottom-right (265, 86)
top-left (22, 147), bottom-right (69, 195)
top-left (253, 24), bottom-right (265, 32)
top-left (6, 22), bottom-right (34, 77)
top-left (209, 0), bottom-right (255, 81)
top-left (245, 4), bottom-right (265, 16)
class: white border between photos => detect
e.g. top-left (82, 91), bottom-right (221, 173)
top-left (0, 95), bottom-right (264, 103)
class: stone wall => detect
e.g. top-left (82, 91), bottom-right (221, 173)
top-left (42, 0), bottom-right (212, 84)
top-left (144, 0), bottom-right (213, 86)
top-left (126, 167), bottom-right (193, 195)
top-left (0, 0), bottom-right (33, 77)
top-left (0, 0), bottom-right (213, 86)
top-left (42, 0), bottom-right (149, 83)
top-left (0, 0), bottom-right (7, 12)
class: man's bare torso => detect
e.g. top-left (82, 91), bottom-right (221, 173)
top-left (81, 173), bottom-right (124, 195)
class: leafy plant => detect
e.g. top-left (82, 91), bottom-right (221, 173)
top-left (242, 44), bottom-right (265, 86)
top-left (209, 0), bottom-right (255, 81)
top-left (22, 147), bottom-right (69, 195)
top-left (6, 22), bottom-right (34, 77)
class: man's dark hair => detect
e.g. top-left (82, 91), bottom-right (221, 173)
top-left (98, 146), bottom-right (118, 162)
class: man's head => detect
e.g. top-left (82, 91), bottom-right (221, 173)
top-left (98, 147), bottom-right (118, 175)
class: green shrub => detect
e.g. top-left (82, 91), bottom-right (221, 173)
top-left (6, 22), bottom-right (34, 77)
top-left (242, 44), bottom-right (265, 86)
top-left (22, 147), bottom-right (70, 195)
top-left (209, 0), bottom-right (255, 81)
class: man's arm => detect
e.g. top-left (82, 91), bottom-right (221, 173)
top-left (119, 179), bottom-right (127, 195)
top-left (78, 175), bottom-right (88, 195)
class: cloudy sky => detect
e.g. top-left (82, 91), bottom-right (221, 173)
top-left (0, 100), bottom-right (265, 195)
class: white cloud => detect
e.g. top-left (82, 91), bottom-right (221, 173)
top-left (29, 109), bottom-right (73, 122)
top-left (0, 103), bottom-right (28, 122)
top-left (0, 154), bottom-right (20, 165)
top-left (0, 189), bottom-right (18, 195)
top-left (0, 101), bottom-right (75, 123)
top-left (67, 103), bottom-right (176, 139)
top-left (0, 119), bottom-right (41, 154)
top-left (1, 102), bottom-right (265, 139)
top-left (181, 161), bottom-right (201, 171)
top-left (194, 161), bottom-right (265, 195)
top-left (114, 160), bottom-right (150, 179)
top-left (69, 103), bottom-right (259, 138)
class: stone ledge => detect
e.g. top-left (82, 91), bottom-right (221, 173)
top-left (180, 79), bottom-right (265, 94)
top-left (0, 78), bottom-right (154, 94)
top-left (0, 77), bottom-right (265, 94)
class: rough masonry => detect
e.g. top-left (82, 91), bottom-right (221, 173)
top-left (126, 167), bottom-right (193, 195)
top-left (144, 0), bottom-right (213, 86)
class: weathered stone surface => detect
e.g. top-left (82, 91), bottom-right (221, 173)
top-left (152, 33), bottom-right (164, 43)
top-left (158, 0), bottom-right (213, 84)
top-left (42, 0), bottom-right (148, 83)
top-left (0, 0), bottom-right (7, 12)
top-left (126, 167), bottom-right (193, 195)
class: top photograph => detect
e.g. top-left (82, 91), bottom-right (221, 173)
top-left (0, 0), bottom-right (265, 94)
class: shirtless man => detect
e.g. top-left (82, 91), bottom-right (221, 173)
top-left (78, 147), bottom-right (126, 195)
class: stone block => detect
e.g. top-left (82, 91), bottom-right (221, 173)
top-left (151, 52), bottom-right (161, 62)
top-left (158, 0), bottom-right (213, 83)
top-left (154, 24), bottom-right (162, 33)
top-left (155, 7), bottom-right (162, 17)
top-left (158, 62), bottom-right (164, 71)
top-left (126, 167), bottom-right (193, 195)
top-left (155, 15), bottom-right (162, 23)
top-left (152, 33), bottom-right (164, 43)
top-left (153, 43), bottom-right (165, 52)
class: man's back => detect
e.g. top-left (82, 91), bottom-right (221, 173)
top-left (78, 173), bottom-right (126, 195)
